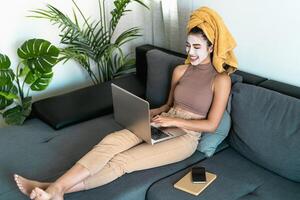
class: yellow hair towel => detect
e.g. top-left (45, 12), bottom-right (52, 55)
top-left (185, 7), bottom-right (238, 74)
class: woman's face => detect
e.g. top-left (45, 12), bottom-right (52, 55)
top-left (186, 33), bottom-right (212, 66)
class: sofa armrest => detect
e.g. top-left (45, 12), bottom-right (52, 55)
top-left (32, 74), bottom-right (146, 130)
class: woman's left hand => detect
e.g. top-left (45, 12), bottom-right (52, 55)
top-left (151, 115), bottom-right (180, 127)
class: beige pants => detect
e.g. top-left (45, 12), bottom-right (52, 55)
top-left (77, 107), bottom-right (204, 190)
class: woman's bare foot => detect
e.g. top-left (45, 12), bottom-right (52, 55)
top-left (30, 185), bottom-right (64, 200)
top-left (14, 174), bottom-right (50, 196)
top-left (30, 187), bottom-right (51, 200)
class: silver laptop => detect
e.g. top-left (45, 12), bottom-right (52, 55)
top-left (111, 83), bottom-right (186, 145)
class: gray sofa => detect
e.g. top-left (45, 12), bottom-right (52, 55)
top-left (0, 44), bottom-right (299, 200)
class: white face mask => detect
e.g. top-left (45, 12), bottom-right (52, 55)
top-left (186, 34), bottom-right (212, 66)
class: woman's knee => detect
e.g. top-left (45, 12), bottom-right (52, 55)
top-left (108, 153), bottom-right (132, 175)
top-left (96, 130), bottom-right (124, 146)
top-left (176, 135), bottom-right (199, 158)
top-left (96, 129), bottom-right (140, 147)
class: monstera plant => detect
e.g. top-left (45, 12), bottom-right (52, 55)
top-left (0, 39), bottom-right (59, 125)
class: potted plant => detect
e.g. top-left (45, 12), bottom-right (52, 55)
top-left (0, 39), bottom-right (60, 125)
top-left (30, 0), bottom-right (149, 85)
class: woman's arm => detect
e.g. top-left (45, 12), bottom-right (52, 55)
top-left (153, 72), bottom-right (231, 133)
top-left (150, 65), bottom-right (189, 118)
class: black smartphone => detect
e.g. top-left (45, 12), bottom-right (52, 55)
top-left (191, 166), bottom-right (206, 183)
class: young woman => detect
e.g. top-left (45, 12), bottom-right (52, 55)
top-left (14, 9), bottom-right (235, 200)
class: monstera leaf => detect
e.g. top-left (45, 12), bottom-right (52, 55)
top-left (17, 39), bottom-right (59, 72)
top-left (0, 83), bottom-right (18, 110)
top-left (3, 97), bottom-right (31, 125)
top-left (2, 105), bottom-right (24, 125)
top-left (0, 54), bottom-right (18, 110)
top-left (30, 71), bottom-right (54, 91)
top-left (2, 97), bottom-right (32, 125)
top-left (0, 53), bottom-right (15, 86)
top-left (17, 39), bottom-right (59, 91)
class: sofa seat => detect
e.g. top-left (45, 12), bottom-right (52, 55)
top-left (147, 147), bottom-right (300, 200)
top-left (0, 114), bottom-right (228, 200)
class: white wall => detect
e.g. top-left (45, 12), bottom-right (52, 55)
top-left (150, 0), bottom-right (300, 87)
top-left (191, 0), bottom-right (300, 87)
top-left (0, 0), bottom-right (150, 127)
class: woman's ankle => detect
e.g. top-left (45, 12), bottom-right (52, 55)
top-left (48, 183), bottom-right (64, 195)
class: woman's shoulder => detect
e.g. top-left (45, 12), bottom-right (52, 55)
top-left (214, 72), bottom-right (231, 82)
top-left (172, 64), bottom-right (190, 79)
top-left (212, 72), bottom-right (231, 92)
top-left (175, 64), bottom-right (189, 70)
top-left (173, 64), bottom-right (189, 74)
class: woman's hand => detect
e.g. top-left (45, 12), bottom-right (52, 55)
top-left (150, 104), bottom-right (171, 119)
top-left (150, 108), bottom-right (162, 119)
top-left (151, 115), bottom-right (181, 127)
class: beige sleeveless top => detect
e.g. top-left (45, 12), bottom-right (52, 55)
top-left (173, 63), bottom-right (218, 117)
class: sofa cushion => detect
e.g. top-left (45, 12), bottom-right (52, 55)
top-left (226, 73), bottom-right (243, 113)
top-left (0, 114), bottom-right (209, 200)
top-left (147, 148), bottom-right (300, 200)
top-left (146, 49), bottom-right (185, 108)
top-left (136, 44), bottom-right (186, 85)
top-left (32, 74), bottom-right (145, 130)
top-left (229, 82), bottom-right (300, 182)
top-left (198, 109), bottom-right (231, 157)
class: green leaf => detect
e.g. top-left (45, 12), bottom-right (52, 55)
top-left (0, 96), bottom-right (13, 110)
top-left (30, 71), bottom-right (53, 91)
top-left (0, 91), bottom-right (18, 100)
top-left (3, 105), bottom-right (26, 125)
top-left (114, 27), bottom-right (141, 47)
top-left (0, 83), bottom-right (18, 109)
top-left (110, 0), bottom-right (131, 32)
top-left (0, 53), bottom-right (15, 86)
top-left (114, 63), bottom-right (136, 75)
top-left (17, 39), bottom-right (60, 73)
top-left (133, 0), bottom-right (149, 10)
top-left (0, 69), bottom-right (15, 86)
top-left (24, 71), bottom-right (40, 85)
top-left (113, 56), bottom-right (136, 77)
top-left (110, 0), bottom-right (148, 33)
top-left (2, 96), bottom-right (32, 125)
top-left (0, 53), bottom-right (11, 69)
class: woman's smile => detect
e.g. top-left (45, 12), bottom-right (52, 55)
top-left (190, 56), bottom-right (199, 62)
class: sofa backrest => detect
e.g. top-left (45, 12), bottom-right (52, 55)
top-left (229, 82), bottom-right (300, 182)
top-left (135, 44), bottom-right (300, 99)
top-left (145, 50), bottom-right (185, 108)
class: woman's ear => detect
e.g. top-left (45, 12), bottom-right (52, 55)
top-left (209, 45), bottom-right (214, 53)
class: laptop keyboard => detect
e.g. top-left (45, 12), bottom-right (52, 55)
top-left (151, 126), bottom-right (170, 140)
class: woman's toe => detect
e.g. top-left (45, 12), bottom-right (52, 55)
top-left (33, 187), bottom-right (51, 200)
top-left (30, 190), bottom-right (36, 199)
